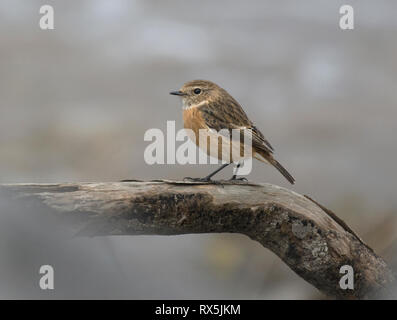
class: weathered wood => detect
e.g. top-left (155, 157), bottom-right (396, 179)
top-left (0, 180), bottom-right (394, 299)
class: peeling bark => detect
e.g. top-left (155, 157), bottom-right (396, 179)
top-left (0, 180), bottom-right (394, 299)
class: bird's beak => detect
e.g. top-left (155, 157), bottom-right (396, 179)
top-left (169, 90), bottom-right (185, 96)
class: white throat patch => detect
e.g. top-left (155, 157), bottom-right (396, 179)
top-left (182, 100), bottom-right (207, 110)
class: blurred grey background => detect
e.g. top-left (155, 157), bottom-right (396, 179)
top-left (0, 0), bottom-right (396, 299)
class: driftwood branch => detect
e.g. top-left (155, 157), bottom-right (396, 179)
top-left (0, 180), bottom-right (394, 299)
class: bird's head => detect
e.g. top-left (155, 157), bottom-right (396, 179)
top-left (170, 80), bottom-right (221, 108)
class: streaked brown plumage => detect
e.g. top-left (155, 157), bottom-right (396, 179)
top-left (170, 80), bottom-right (295, 184)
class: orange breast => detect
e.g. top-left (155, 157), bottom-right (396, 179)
top-left (183, 108), bottom-right (206, 146)
top-left (183, 107), bottom-right (235, 161)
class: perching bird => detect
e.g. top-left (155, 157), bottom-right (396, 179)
top-left (170, 80), bottom-right (295, 184)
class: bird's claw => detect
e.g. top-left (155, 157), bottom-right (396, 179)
top-left (183, 177), bottom-right (225, 185)
top-left (183, 177), bottom-right (211, 183)
top-left (229, 176), bottom-right (248, 182)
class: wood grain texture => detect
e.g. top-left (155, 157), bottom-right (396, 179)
top-left (0, 180), bottom-right (394, 299)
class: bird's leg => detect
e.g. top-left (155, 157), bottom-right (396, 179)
top-left (229, 161), bottom-right (248, 181)
top-left (184, 163), bottom-right (230, 182)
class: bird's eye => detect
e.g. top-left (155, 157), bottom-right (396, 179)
top-left (193, 88), bottom-right (201, 94)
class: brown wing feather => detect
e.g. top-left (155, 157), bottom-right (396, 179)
top-left (198, 96), bottom-right (274, 156)
top-left (196, 95), bottom-right (295, 184)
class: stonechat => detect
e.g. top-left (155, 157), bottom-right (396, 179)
top-left (170, 80), bottom-right (295, 184)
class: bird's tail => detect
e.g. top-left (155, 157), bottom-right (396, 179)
top-left (270, 158), bottom-right (295, 184)
top-left (255, 152), bottom-right (295, 184)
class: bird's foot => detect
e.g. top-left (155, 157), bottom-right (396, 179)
top-left (183, 177), bottom-right (223, 185)
top-left (229, 176), bottom-right (248, 182)
top-left (183, 176), bottom-right (211, 182)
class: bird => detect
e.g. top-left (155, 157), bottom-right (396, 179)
top-left (169, 80), bottom-right (295, 184)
